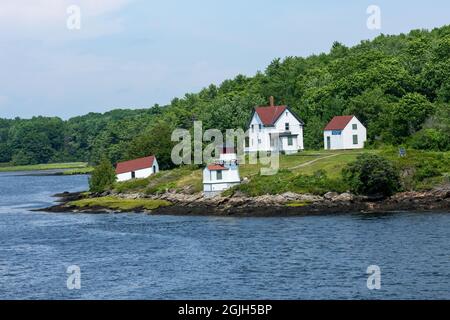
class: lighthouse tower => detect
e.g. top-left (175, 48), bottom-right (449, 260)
top-left (202, 144), bottom-right (241, 197)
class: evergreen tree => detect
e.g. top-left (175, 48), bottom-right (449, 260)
top-left (89, 156), bottom-right (116, 193)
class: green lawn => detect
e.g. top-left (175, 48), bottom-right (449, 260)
top-left (106, 148), bottom-right (449, 198)
top-left (0, 162), bottom-right (90, 172)
top-left (69, 196), bottom-right (172, 211)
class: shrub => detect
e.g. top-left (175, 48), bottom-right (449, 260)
top-left (89, 156), bottom-right (117, 193)
top-left (342, 154), bottom-right (400, 197)
top-left (409, 128), bottom-right (449, 151)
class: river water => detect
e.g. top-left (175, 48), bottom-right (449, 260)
top-left (0, 171), bottom-right (449, 299)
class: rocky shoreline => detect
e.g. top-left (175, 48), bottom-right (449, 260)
top-left (38, 186), bottom-right (450, 217)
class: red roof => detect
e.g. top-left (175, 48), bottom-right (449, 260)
top-left (115, 156), bottom-right (155, 174)
top-left (255, 106), bottom-right (287, 126)
top-left (207, 164), bottom-right (228, 171)
top-left (324, 116), bottom-right (354, 131)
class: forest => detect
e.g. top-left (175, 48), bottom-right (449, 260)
top-left (1, 25), bottom-right (449, 169)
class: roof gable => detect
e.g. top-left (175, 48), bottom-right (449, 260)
top-left (324, 116), bottom-right (354, 131)
top-left (115, 156), bottom-right (155, 174)
top-left (207, 164), bottom-right (229, 171)
top-left (254, 105), bottom-right (287, 126)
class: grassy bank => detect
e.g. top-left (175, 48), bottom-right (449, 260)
top-left (111, 148), bottom-right (449, 197)
top-left (0, 162), bottom-right (91, 173)
top-left (69, 196), bottom-right (171, 211)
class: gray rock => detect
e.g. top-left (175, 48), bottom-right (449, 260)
top-left (324, 192), bottom-right (339, 200)
top-left (333, 192), bottom-right (354, 202)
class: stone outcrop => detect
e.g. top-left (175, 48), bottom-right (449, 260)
top-left (38, 185), bottom-right (450, 216)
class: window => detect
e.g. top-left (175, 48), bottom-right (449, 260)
top-left (285, 123), bottom-right (290, 131)
top-left (216, 170), bottom-right (222, 180)
top-left (258, 139), bottom-right (262, 144)
top-left (258, 124), bottom-right (262, 131)
top-left (245, 137), bottom-right (250, 148)
top-left (353, 135), bottom-right (358, 145)
top-left (287, 136), bottom-right (293, 146)
top-left (152, 165), bottom-right (156, 173)
top-left (131, 171), bottom-right (136, 179)
top-left (352, 123), bottom-right (357, 130)
top-left (251, 124), bottom-right (254, 132)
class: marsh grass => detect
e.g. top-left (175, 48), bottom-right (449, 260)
top-left (69, 196), bottom-right (171, 211)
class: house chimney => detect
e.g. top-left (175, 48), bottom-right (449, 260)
top-left (269, 96), bottom-right (274, 107)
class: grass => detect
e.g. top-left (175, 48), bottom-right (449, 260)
top-left (285, 200), bottom-right (313, 207)
top-left (69, 196), bottom-right (172, 211)
top-left (113, 165), bottom-right (203, 195)
top-left (0, 162), bottom-right (89, 172)
top-left (61, 167), bottom-right (94, 175)
top-left (107, 148), bottom-right (449, 197)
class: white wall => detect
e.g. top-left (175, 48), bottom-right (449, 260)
top-left (324, 117), bottom-right (367, 150)
top-left (247, 109), bottom-right (304, 153)
top-left (203, 166), bottom-right (240, 195)
top-left (203, 167), bottom-right (240, 184)
top-left (116, 159), bottom-right (159, 182)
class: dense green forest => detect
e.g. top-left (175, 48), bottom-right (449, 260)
top-left (1, 25), bottom-right (449, 168)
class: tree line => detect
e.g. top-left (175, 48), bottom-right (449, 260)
top-left (1, 25), bottom-right (449, 168)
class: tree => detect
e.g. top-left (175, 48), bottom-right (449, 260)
top-left (127, 121), bottom-right (175, 170)
top-left (342, 154), bottom-right (401, 197)
top-left (387, 93), bottom-right (435, 143)
top-left (89, 156), bottom-right (116, 193)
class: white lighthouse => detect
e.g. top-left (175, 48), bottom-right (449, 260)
top-left (203, 145), bottom-right (241, 197)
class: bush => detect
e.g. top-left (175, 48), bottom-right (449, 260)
top-left (89, 156), bottom-right (117, 193)
top-left (342, 154), bottom-right (401, 197)
top-left (409, 128), bottom-right (449, 151)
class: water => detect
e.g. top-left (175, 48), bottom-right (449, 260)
top-left (0, 172), bottom-right (449, 300)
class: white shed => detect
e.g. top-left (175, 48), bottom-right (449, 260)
top-left (323, 115), bottom-right (367, 150)
top-left (115, 155), bottom-right (159, 182)
top-left (203, 146), bottom-right (241, 197)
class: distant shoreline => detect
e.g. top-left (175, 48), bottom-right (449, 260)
top-left (0, 162), bottom-right (93, 175)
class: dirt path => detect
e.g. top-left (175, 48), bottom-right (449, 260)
top-left (288, 153), bottom-right (340, 170)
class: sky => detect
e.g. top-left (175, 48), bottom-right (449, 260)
top-left (0, 0), bottom-right (449, 119)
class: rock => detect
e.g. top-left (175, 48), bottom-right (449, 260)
top-left (281, 192), bottom-right (299, 201)
top-left (324, 192), bottom-right (338, 200)
top-left (333, 192), bottom-right (354, 202)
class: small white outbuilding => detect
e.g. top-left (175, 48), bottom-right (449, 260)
top-left (323, 115), bottom-right (367, 150)
top-left (203, 146), bottom-right (241, 197)
top-left (115, 155), bottom-right (159, 182)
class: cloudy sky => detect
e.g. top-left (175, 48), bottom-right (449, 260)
top-left (1, 0), bottom-right (449, 119)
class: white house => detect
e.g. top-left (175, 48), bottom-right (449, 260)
top-left (115, 155), bottom-right (159, 182)
top-left (323, 115), bottom-right (367, 150)
top-left (203, 146), bottom-right (241, 197)
top-left (246, 97), bottom-right (304, 154)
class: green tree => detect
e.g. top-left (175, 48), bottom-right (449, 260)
top-left (342, 154), bottom-right (401, 197)
top-left (89, 156), bottom-right (117, 193)
top-left (127, 121), bottom-right (175, 170)
top-left (387, 93), bottom-right (435, 143)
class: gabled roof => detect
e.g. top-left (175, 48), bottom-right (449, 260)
top-left (324, 116), bottom-right (355, 131)
top-left (255, 105), bottom-right (287, 126)
top-left (250, 105), bottom-right (304, 127)
top-left (207, 164), bottom-right (229, 171)
top-left (115, 156), bottom-right (155, 174)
